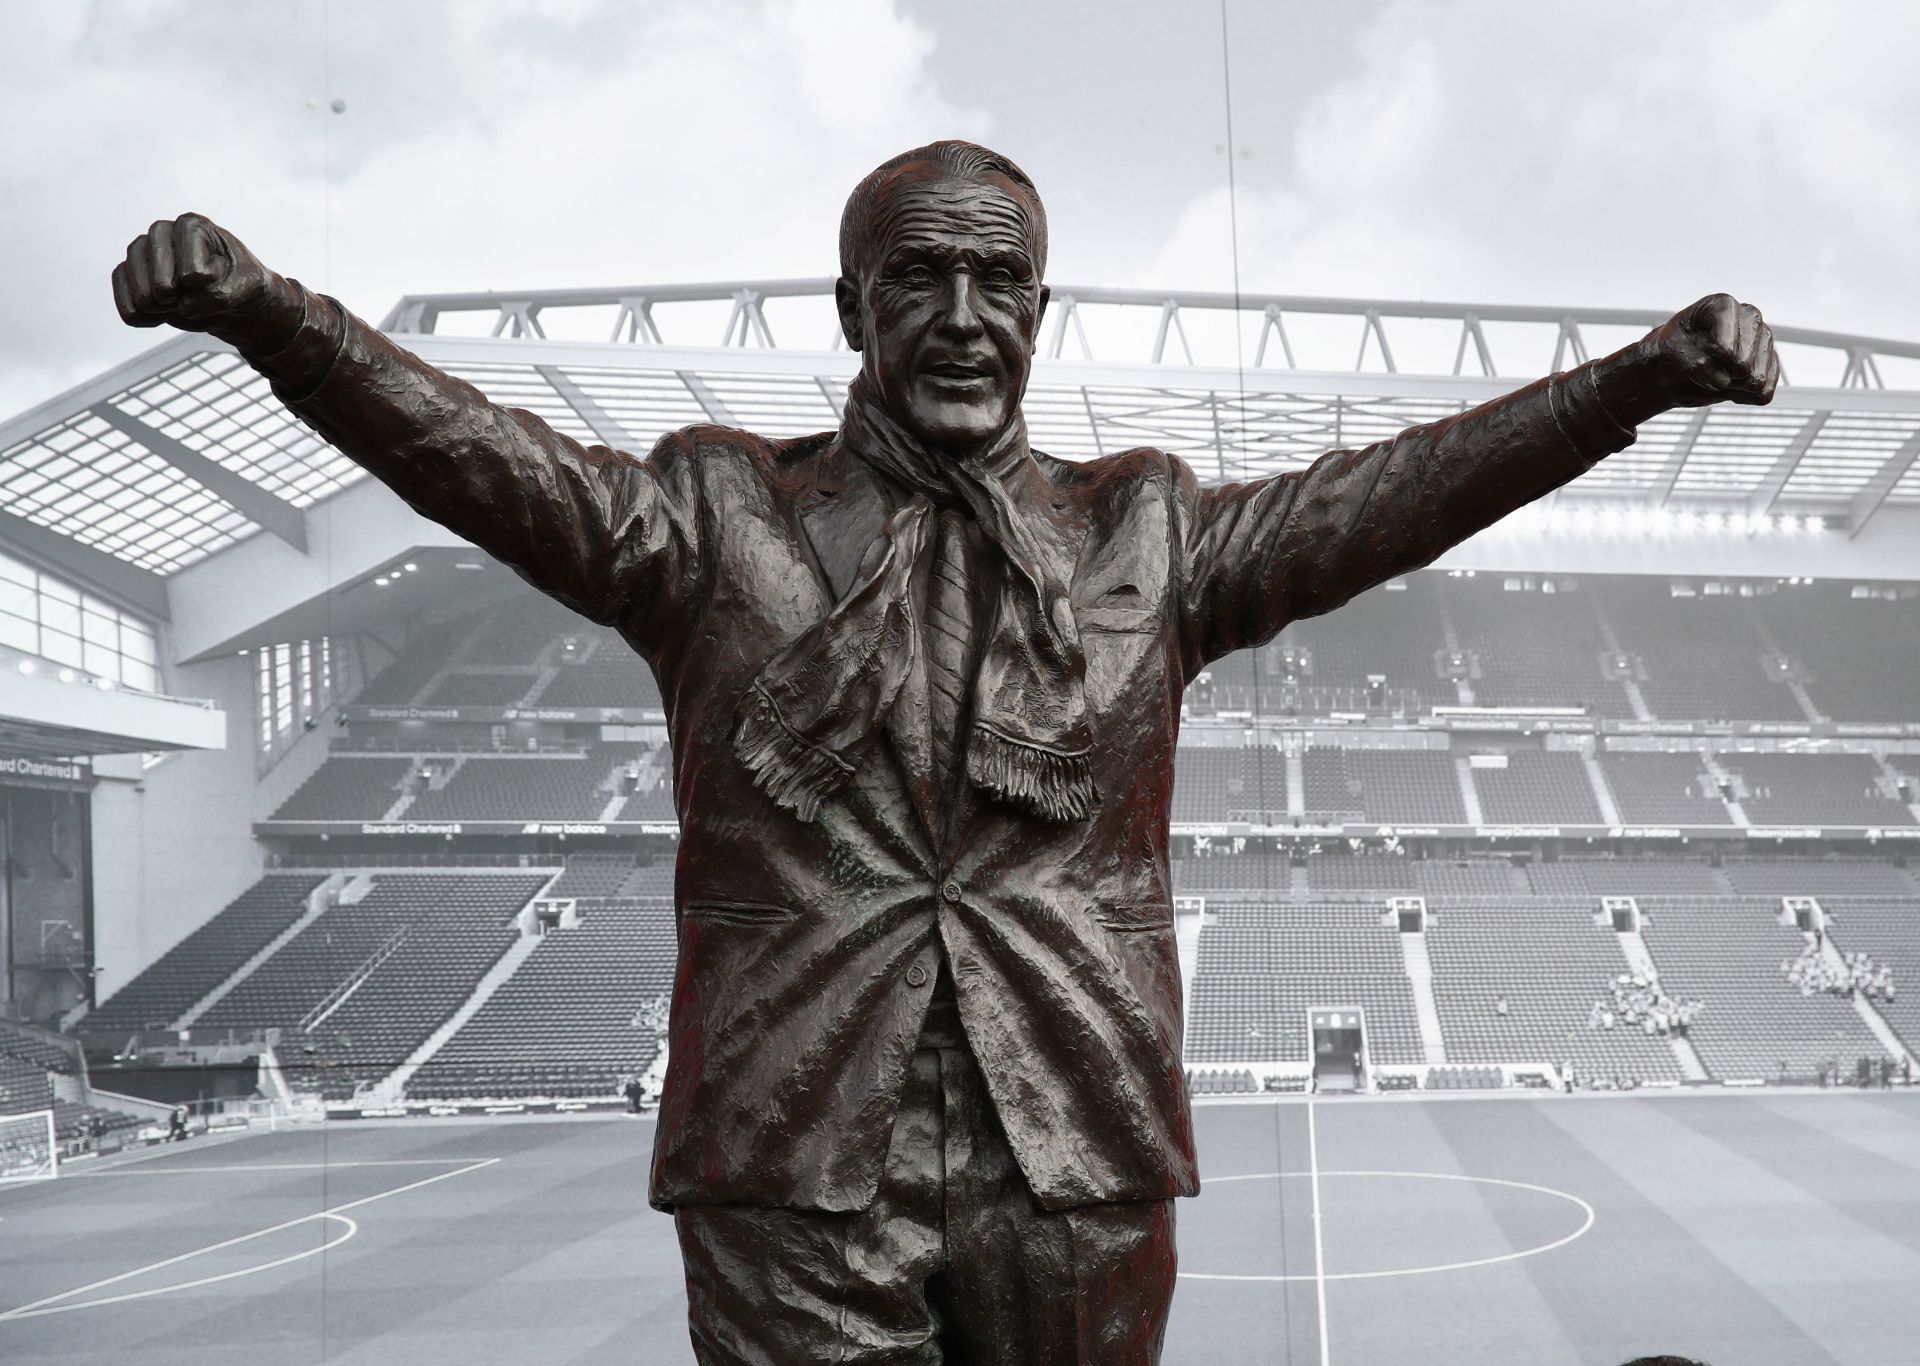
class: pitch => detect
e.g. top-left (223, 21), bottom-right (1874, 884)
top-left (2, 1093), bottom-right (1914, 1365)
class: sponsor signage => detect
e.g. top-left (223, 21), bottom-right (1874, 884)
top-left (328, 1097), bottom-right (629, 1120)
top-left (262, 816), bottom-right (1908, 844)
top-left (256, 819), bottom-right (679, 837)
top-left (341, 704), bottom-right (666, 724)
top-left (0, 754), bottom-right (94, 789)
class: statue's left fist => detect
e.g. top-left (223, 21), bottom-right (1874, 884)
top-left (1642, 293), bottom-right (1780, 408)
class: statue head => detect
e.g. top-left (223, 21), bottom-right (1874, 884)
top-left (836, 141), bottom-right (1051, 453)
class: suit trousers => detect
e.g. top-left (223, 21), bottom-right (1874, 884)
top-left (673, 1044), bottom-right (1177, 1364)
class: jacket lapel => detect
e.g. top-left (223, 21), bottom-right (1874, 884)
top-left (793, 443), bottom-right (943, 848)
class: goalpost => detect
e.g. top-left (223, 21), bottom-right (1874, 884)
top-left (0, 1110), bottom-right (58, 1184)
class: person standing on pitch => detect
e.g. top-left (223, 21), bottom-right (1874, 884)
top-left (115, 140), bottom-right (1777, 1364)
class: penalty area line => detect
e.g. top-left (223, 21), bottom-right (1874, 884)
top-left (0, 1157), bottom-right (500, 1322)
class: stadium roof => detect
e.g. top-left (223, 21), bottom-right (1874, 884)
top-left (5, 281), bottom-right (1920, 603)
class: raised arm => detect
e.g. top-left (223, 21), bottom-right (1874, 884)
top-left (1171, 294), bottom-right (1778, 670)
top-left (112, 214), bottom-right (702, 644)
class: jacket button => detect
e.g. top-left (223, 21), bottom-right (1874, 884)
top-left (906, 964), bottom-right (930, 988)
top-left (941, 880), bottom-right (963, 904)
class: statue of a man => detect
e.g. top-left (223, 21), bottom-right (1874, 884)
top-left (115, 140), bottom-right (1775, 1363)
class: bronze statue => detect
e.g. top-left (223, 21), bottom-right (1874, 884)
top-left (114, 140), bottom-right (1777, 1363)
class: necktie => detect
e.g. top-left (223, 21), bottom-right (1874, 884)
top-left (924, 509), bottom-right (976, 800)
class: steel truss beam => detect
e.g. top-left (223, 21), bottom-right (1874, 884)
top-left (1749, 411), bottom-right (1830, 515)
top-left (1850, 430), bottom-right (1920, 537)
top-left (535, 365), bottom-right (634, 449)
top-left (380, 279), bottom-right (1920, 386)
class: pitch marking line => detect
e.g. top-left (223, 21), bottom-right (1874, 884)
top-left (0, 1157), bottom-right (500, 1321)
top-left (73, 1159), bottom-right (496, 1176)
top-left (1307, 1100), bottom-right (1331, 1366)
top-left (1179, 1168), bottom-right (1597, 1283)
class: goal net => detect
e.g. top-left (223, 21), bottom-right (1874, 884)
top-left (0, 1110), bottom-right (57, 1183)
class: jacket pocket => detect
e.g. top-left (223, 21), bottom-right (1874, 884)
top-left (683, 899), bottom-right (797, 928)
top-left (1097, 901), bottom-right (1175, 934)
top-left (1076, 605), bottom-right (1159, 634)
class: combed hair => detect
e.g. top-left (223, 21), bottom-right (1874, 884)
top-left (839, 140), bottom-right (1048, 282)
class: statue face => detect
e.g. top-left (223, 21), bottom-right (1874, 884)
top-left (838, 176), bottom-right (1049, 451)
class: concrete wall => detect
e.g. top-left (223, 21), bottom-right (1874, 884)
top-left (89, 653), bottom-right (266, 1004)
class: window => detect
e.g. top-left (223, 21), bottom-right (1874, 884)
top-left (0, 547), bottom-right (161, 690)
top-left (254, 635), bottom-right (339, 769)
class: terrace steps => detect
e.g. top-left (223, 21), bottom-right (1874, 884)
top-left (1399, 930), bottom-right (1447, 1064)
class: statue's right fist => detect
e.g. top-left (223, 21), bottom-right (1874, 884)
top-left (112, 215), bottom-right (300, 353)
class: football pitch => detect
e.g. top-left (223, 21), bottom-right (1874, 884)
top-left (2, 1091), bottom-right (1915, 1365)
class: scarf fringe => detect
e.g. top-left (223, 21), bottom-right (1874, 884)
top-left (733, 686), bottom-right (854, 823)
top-left (967, 725), bottom-right (1097, 823)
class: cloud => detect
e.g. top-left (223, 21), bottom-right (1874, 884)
top-left (1142, 0), bottom-right (1920, 374)
top-left (0, 0), bottom-right (985, 418)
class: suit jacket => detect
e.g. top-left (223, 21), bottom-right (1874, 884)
top-left (253, 293), bottom-right (1637, 1212)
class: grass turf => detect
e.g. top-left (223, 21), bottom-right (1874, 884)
top-left (2, 1091), bottom-right (1915, 1364)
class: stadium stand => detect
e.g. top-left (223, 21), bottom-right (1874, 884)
top-left (1595, 580), bottom-right (1805, 722)
top-left (1301, 852), bottom-right (1415, 892)
top-left (1598, 750), bottom-right (1736, 826)
top-left (1186, 903), bottom-right (1424, 1065)
top-left (616, 777), bottom-right (677, 822)
top-left (1525, 859), bottom-right (1726, 897)
top-left (0, 1049), bottom-right (54, 1116)
top-left (0, 1024), bottom-right (80, 1075)
top-left (270, 756), bottom-right (414, 821)
top-left (545, 854), bottom-right (640, 900)
top-left (195, 874), bottom-right (543, 1041)
top-left (1296, 854), bottom-right (1531, 898)
top-left (1171, 744), bottom-right (1287, 823)
top-left (1274, 577), bottom-right (1449, 716)
top-left (536, 628), bottom-right (664, 709)
top-left (293, 874), bottom-right (547, 1099)
top-left (1425, 899), bottom-right (1681, 1083)
top-left (406, 898), bottom-right (677, 1100)
top-left (1448, 577), bottom-right (1634, 718)
top-left (1170, 852), bottom-right (1293, 895)
top-left (1819, 897), bottom-right (1920, 1050)
top-left (1748, 584), bottom-right (1920, 723)
top-left (1304, 747), bottom-right (1467, 825)
top-left (354, 613), bottom-right (479, 705)
top-left (404, 752), bottom-right (630, 822)
top-left (1639, 897), bottom-right (1884, 1079)
top-left (463, 596), bottom-right (579, 666)
top-left (1412, 860), bottom-right (1522, 897)
top-left (1718, 753), bottom-right (1916, 828)
top-left (87, 874), bottom-right (327, 1033)
top-left (1470, 751), bottom-right (1604, 825)
top-left (422, 671), bottom-right (538, 707)
top-left (1722, 859), bottom-right (1918, 897)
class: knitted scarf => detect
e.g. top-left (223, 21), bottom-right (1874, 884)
top-left (733, 376), bottom-right (1095, 824)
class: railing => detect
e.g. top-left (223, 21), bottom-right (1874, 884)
top-left (299, 928), bottom-right (410, 1033)
top-left (379, 279), bottom-right (1920, 391)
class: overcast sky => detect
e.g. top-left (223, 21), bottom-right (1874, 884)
top-left (3, 0), bottom-right (1916, 419)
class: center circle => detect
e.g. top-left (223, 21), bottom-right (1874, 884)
top-left (1177, 1170), bottom-right (1595, 1283)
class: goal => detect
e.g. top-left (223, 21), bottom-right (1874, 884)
top-left (0, 1109), bottom-right (57, 1183)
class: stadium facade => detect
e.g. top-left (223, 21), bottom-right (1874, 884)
top-left (2, 282), bottom-right (1918, 1130)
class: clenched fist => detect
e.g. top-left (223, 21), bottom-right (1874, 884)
top-left (1641, 293), bottom-right (1780, 409)
top-left (111, 214), bottom-right (302, 354)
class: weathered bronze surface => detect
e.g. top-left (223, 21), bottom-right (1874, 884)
top-left (116, 140), bottom-right (1776, 1363)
